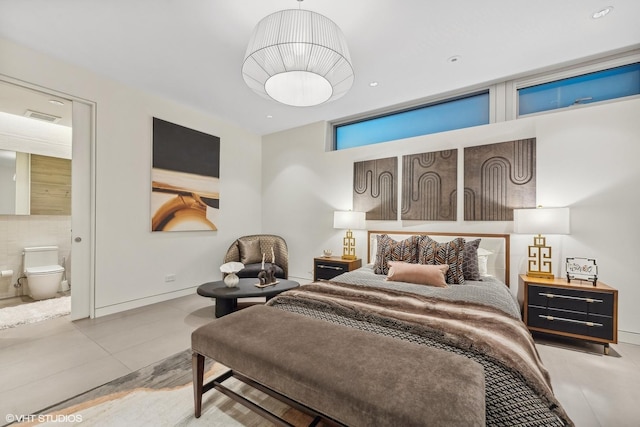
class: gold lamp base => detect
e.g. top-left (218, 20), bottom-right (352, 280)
top-left (526, 271), bottom-right (555, 280)
top-left (342, 229), bottom-right (357, 260)
top-left (526, 234), bottom-right (554, 279)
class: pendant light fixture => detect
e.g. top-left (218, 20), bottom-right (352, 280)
top-left (242, 0), bottom-right (354, 107)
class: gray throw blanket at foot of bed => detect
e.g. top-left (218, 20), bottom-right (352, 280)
top-left (267, 282), bottom-right (574, 426)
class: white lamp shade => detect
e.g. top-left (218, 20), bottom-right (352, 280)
top-left (242, 9), bottom-right (354, 107)
top-left (513, 207), bottom-right (570, 235)
top-left (333, 211), bottom-right (366, 230)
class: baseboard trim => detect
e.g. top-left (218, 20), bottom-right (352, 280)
top-left (618, 330), bottom-right (640, 345)
top-left (94, 287), bottom-right (197, 318)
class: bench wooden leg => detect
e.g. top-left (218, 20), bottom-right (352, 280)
top-left (192, 352), bottom-right (204, 418)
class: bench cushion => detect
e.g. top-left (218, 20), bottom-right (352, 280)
top-left (192, 305), bottom-right (486, 427)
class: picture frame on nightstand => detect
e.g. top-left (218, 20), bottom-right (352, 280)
top-left (566, 257), bottom-right (598, 285)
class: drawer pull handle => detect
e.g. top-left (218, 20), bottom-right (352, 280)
top-left (317, 265), bottom-right (343, 271)
top-left (539, 292), bottom-right (603, 303)
top-left (538, 315), bottom-right (602, 327)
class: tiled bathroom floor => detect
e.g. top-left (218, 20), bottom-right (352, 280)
top-left (0, 292), bottom-right (69, 310)
top-left (0, 293), bottom-right (639, 426)
top-left (0, 296), bottom-right (35, 310)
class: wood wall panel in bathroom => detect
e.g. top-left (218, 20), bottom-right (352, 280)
top-left (30, 154), bottom-right (71, 216)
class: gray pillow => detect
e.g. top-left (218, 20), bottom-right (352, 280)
top-left (462, 239), bottom-right (481, 281)
top-left (238, 239), bottom-right (262, 265)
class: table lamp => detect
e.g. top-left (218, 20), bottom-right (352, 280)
top-left (333, 211), bottom-right (366, 260)
top-left (513, 207), bottom-right (570, 279)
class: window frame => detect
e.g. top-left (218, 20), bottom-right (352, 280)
top-left (329, 50), bottom-right (640, 150)
top-left (333, 89), bottom-right (492, 151)
top-left (512, 53), bottom-right (640, 119)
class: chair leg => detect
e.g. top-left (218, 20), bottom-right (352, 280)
top-left (192, 352), bottom-right (205, 418)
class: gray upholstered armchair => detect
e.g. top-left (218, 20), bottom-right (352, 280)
top-left (223, 234), bottom-right (288, 279)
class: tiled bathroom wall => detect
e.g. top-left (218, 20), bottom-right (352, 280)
top-left (0, 215), bottom-right (71, 299)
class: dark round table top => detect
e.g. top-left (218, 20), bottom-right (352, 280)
top-left (197, 278), bottom-right (300, 299)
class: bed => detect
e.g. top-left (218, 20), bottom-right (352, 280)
top-left (192, 231), bottom-right (573, 426)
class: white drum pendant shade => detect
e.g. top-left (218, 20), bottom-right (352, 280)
top-left (242, 9), bottom-right (354, 107)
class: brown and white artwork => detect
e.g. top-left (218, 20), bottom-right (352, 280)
top-left (151, 118), bottom-right (220, 232)
top-left (401, 150), bottom-right (457, 221)
top-left (353, 157), bottom-right (397, 220)
top-left (464, 138), bottom-right (536, 221)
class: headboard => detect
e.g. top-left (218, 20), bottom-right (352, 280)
top-left (367, 230), bottom-right (510, 287)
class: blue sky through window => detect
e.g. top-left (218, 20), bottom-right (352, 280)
top-left (335, 92), bottom-right (489, 150)
top-left (519, 62), bottom-right (640, 116)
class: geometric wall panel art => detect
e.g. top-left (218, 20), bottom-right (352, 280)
top-left (401, 149), bottom-right (457, 221)
top-left (151, 117), bottom-right (220, 232)
top-left (464, 138), bottom-right (536, 221)
top-left (353, 157), bottom-right (398, 220)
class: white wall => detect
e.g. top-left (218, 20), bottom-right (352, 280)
top-left (262, 98), bottom-right (640, 343)
top-left (0, 37), bottom-right (263, 316)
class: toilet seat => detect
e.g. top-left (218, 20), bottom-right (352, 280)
top-left (25, 265), bottom-right (65, 276)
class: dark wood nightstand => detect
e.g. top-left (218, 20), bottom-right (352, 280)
top-left (314, 257), bottom-right (362, 281)
top-left (520, 274), bottom-right (618, 354)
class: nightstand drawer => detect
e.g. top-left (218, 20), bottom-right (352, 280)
top-left (527, 306), bottom-right (614, 340)
top-left (313, 257), bottom-right (362, 281)
top-left (315, 261), bottom-right (348, 280)
top-left (527, 285), bottom-right (614, 316)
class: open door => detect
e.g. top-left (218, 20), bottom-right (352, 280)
top-left (70, 100), bottom-right (94, 320)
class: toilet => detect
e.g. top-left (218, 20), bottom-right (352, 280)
top-left (23, 246), bottom-right (65, 300)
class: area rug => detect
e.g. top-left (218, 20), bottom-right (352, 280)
top-left (14, 349), bottom-right (313, 427)
top-left (0, 296), bottom-right (70, 330)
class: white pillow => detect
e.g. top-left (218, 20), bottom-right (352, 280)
top-left (477, 248), bottom-right (493, 276)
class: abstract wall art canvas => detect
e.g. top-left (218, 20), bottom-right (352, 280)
top-left (401, 150), bottom-right (457, 221)
top-left (464, 138), bottom-right (536, 221)
top-left (353, 157), bottom-right (397, 220)
top-left (151, 118), bottom-right (220, 232)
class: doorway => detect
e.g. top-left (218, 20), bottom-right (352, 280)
top-left (0, 78), bottom-right (94, 322)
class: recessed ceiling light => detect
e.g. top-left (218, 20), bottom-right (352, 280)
top-left (48, 99), bottom-right (65, 106)
top-left (369, 81), bottom-right (379, 87)
top-left (447, 55), bottom-right (462, 63)
top-left (266, 114), bottom-right (273, 119)
top-left (592, 6), bottom-right (613, 19)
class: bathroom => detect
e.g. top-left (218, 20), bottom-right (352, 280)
top-left (0, 80), bottom-right (73, 323)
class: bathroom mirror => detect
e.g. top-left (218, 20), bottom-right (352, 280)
top-left (0, 79), bottom-right (73, 216)
top-left (0, 148), bottom-right (71, 215)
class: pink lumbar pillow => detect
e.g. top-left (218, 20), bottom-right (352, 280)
top-left (386, 261), bottom-right (449, 287)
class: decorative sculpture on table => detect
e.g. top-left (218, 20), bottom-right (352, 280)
top-left (256, 248), bottom-right (278, 288)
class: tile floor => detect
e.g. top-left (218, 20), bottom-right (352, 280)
top-left (1, 293), bottom-right (639, 426)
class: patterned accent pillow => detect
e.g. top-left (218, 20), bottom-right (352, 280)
top-left (417, 236), bottom-right (465, 284)
top-left (462, 239), bottom-right (481, 281)
top-left (373, 234), bottom-right (419, 275)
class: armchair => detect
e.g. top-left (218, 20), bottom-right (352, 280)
top-left (223, 234), bottom-right (288, 279)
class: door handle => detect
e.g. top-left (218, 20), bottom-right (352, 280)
top-left (74, 237), bottom-right (82, 242)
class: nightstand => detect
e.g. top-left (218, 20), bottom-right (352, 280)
top-left (314, 257), bottom-right (362, 281)
top-left (520, 274), bottom-right (618, 354)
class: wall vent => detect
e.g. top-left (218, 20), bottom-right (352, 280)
top-left (24, 109), bottom-right (61, 124)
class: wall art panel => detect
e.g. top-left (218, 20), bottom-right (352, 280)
top-left (464, 138), bottom-right (536, 221)
top-left (401, 150), bottom-right (457, 220)
top-left (353, 157), bottom-right (397, 220)
top-left (151, 117), bottom-right (220, 232)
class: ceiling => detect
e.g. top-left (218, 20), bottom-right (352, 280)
top-left (0, 0), bottom-right (638, 136)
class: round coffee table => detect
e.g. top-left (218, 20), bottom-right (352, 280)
top-left (197, 278), bottom-right (300, 318)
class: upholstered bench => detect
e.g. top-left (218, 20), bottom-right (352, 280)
top-left (192, 304), bottom-right (486, 426)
